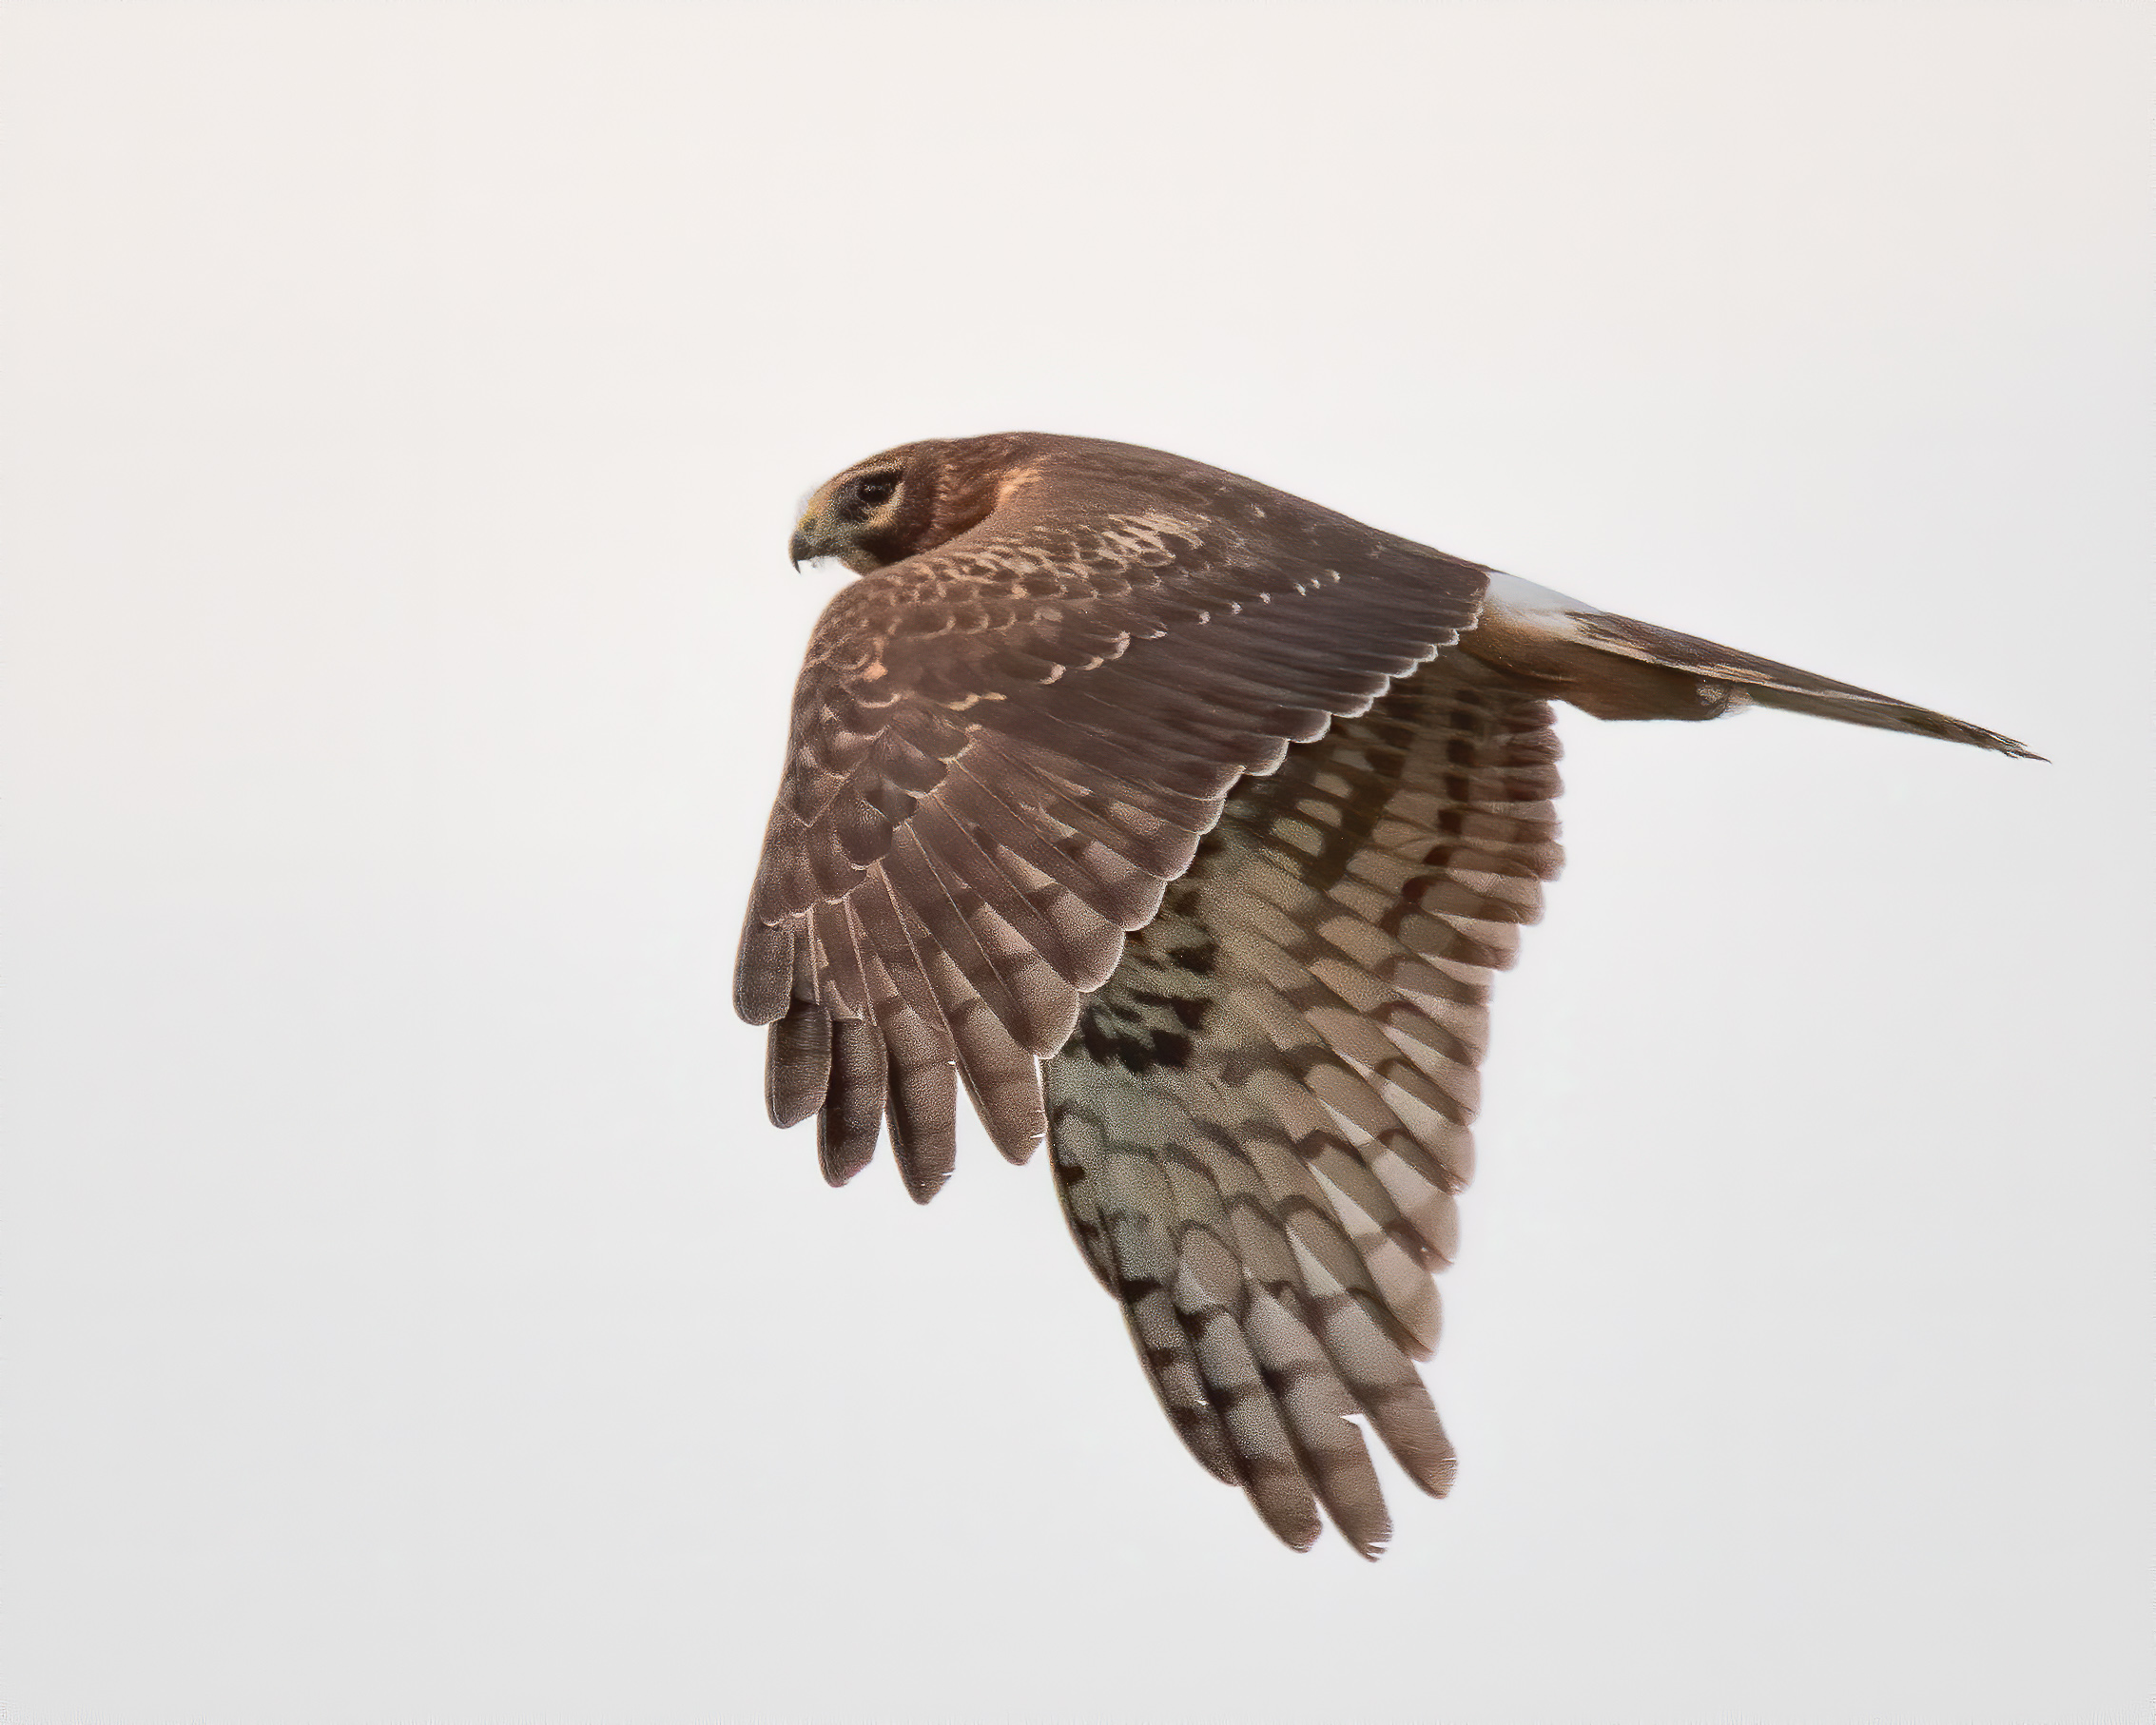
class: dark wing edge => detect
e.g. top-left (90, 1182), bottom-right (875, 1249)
top-left (737, 507), bottom-right (1490, 1204)
top-left (1043, 651), bottom-right (1564, 1555)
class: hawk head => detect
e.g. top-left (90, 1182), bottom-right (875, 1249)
top-left (788, 435), bottom-right (1053, 574)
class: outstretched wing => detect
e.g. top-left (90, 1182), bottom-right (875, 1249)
top-left (1043, 652), bottom-right (1563, 1555)
top-left (736, 484), bottom-right (1488, 1203)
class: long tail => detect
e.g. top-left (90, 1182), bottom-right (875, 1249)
top-left (1461, 572), bottom-right (2039, 759)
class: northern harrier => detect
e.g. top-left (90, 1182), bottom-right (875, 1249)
top-left (738, 433), bottom-right (2030, 1557)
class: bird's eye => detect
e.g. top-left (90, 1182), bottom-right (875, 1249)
top-left (853, 475), bottom-right (898, 509)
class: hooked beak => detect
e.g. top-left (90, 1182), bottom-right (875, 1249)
top-left (789, 502), bottom-right (830, 572)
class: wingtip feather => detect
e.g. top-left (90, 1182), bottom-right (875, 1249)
top-left (734, 918), bottom-right (795, 1026)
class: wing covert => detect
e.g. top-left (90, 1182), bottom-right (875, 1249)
top-left (738, 477), bottom-right (1489, 1199)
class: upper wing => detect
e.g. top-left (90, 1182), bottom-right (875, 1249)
top-left (1043, 650), bottom-right (1563, 1554)
top-left (736, 490), bottom-right (1488, 1201)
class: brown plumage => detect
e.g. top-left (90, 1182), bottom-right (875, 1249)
top-left (738, 432), bottom-right (2033, 1557)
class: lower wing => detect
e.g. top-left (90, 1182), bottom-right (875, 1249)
top-left (1041, 649), bottom-right (1564, 1555)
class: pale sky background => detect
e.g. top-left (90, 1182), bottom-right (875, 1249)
top-left (4, 3), bottom-right (2149, 1721)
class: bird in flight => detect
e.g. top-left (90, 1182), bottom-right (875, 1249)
top-left (737, 432), bottom-right (2031, 1558)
